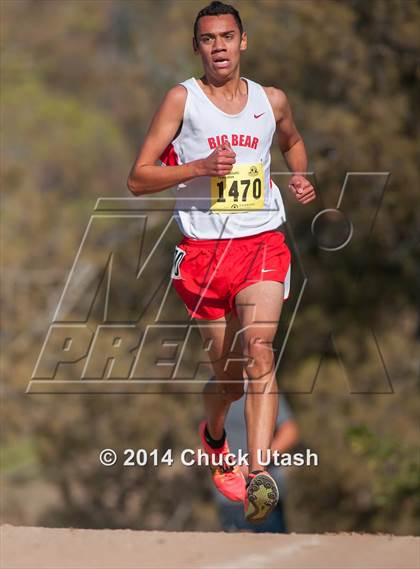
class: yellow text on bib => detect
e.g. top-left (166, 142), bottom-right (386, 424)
top-left (210, 163), bottom-right (265, 213)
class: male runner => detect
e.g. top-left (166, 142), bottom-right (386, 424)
top-left (127, 1), bottom-right (315, 523)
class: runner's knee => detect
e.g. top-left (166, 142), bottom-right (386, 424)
top-left (246, 336), bottom-right (274, 378)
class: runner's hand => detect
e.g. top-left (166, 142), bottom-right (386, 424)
top-left (198, 143), bottom-right (236, 177)
top-left (288, 175), bottom-right (316, 204)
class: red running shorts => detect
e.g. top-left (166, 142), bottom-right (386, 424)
top-left (170, 230), bottom-right (291, 320)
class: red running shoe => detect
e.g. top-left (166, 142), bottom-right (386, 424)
top-left (199, 420), bottom-right (246, 502)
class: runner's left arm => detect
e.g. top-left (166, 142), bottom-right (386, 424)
top-left (265, 87), bottom-right (316, 205)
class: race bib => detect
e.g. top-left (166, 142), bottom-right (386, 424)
top-left (210, 163), bottom-right (265, 213)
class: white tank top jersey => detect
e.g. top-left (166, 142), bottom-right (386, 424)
top-left (160, 77), bottom-right (287, 240)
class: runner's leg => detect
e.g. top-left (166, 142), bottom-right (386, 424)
top-left (196, 313), bottom-right (246, 440)
top-left (234, 280), bottom-right (284, 473)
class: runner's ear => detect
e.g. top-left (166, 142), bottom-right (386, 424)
top-left (240, 31), bottom-right (248, 52)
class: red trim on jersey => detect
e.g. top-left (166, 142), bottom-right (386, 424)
top-left (160, 143), bottom-right (179, 166)
top-left (270, 178), bottom-right (273, 189)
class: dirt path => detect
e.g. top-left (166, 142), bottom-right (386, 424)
top-left (1, 525), bottom-right (419, 569)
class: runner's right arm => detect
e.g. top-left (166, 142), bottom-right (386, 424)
top-left (127, 85), bottom-right (236, 195)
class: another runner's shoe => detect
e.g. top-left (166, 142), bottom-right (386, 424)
top-left (244, 470), bottom-right (279, 523)
top-left (199, 420), bottom-right (246, 502)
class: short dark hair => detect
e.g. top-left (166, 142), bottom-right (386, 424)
top-left (194, 1), bottom-right (243, 43)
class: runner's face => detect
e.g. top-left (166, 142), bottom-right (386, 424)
top-left (194, 15), bottom-right (247, 78)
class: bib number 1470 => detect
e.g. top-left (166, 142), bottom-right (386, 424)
top-left (210, 162), bottom-right (265, 213)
